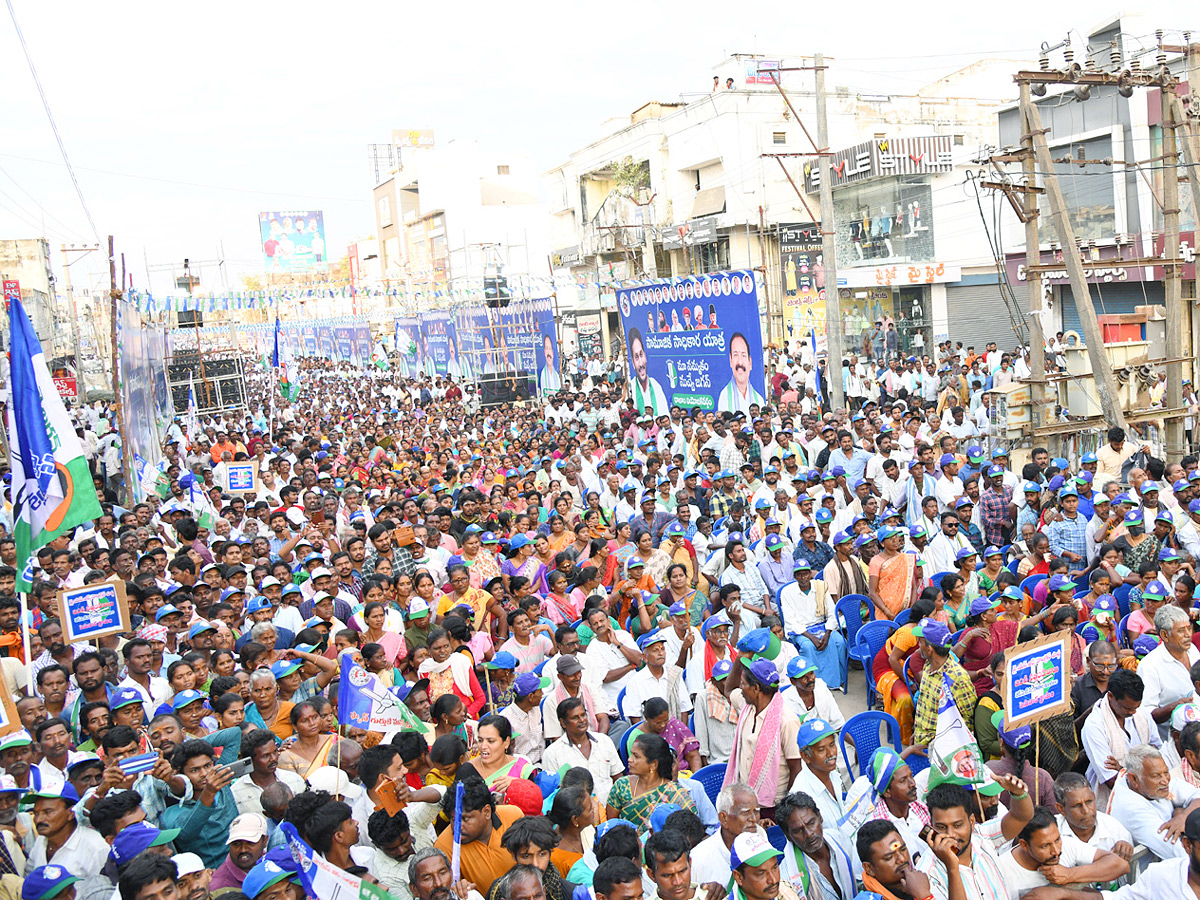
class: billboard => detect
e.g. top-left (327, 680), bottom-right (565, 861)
top-left (258, 211), bottom-right (326, 273)
top-left (780, 223), bottom-right (826, 352)
top-left (616, 271), bottom-right (766, 416)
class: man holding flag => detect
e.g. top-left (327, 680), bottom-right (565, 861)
top-left (6, 296), bottom-right (102, 593)
top-left (911, 618), bottom-right (978, 749)
top-left (273, 317), bottom-right (300, 402)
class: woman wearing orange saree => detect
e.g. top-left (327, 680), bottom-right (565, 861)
top-left (867, 527), bottom-right (919, 621)
top-left (872, 594), bottom-right (937, 746)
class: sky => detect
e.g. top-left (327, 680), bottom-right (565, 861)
top-left (0, 1), bottom-right (1192, 295)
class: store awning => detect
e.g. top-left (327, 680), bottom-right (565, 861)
top-left (690, 186), bottom-right (726, 219)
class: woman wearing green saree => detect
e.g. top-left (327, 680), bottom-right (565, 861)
top-left (604, 733), bottom-right (696, 831)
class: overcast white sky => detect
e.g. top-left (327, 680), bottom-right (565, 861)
top-left (0, 1), bottom-right (1191, 294)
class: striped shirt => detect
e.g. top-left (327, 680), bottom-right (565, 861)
top-left (918, 831), bottom-right (1007, 900)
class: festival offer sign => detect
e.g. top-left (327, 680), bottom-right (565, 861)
top-left (616, 270), bottom-right (766, 416)
top-left (58, 581), bottom-right (131, 644)
top-left (1002, 631), bottom-right (1071, 728)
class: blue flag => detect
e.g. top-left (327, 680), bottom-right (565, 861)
top-left (337, 653), bottom-right (429, 734)
top-left (272, 317), bottom-right (281, 369)
top-left (810, 330), bottom-right (821, 398)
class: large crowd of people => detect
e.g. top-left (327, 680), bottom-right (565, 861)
top-left (4, 334), bottom-right (1200, 900)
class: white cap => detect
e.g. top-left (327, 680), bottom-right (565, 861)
top-left (285, 508), bottom-right (307, 528)
top-left (259, 576), bottom-right (282, 589)
top-left (307, 766), bottom-right (362, 800)
top-left (174, 852), bottom-right (206, 876)
top-left (310, 567), bottom-right (332, 580)
top-left (408, 598), bottom-right (430, 617)
top-left (226, 812), bottom-right (269, 844)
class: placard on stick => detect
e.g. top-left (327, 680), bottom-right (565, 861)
top-left (57, 581), bottom-right (131, 645)
top-left (0, 690), bottom-right (22, 739)
top-left (224, 461), bottom-right (260, 495)
top-left (1002, 630), bottom-right (1071, 729)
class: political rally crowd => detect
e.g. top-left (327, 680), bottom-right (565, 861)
top-left (6, 335), bottom-right (1200, 900)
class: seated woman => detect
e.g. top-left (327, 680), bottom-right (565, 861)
top-left (1076, 568), bottom-right (1113, 619)
top-left (973, 652), bottom-right (1007, 761)
top-left (954, 547), bottom-right (981, 603)
top-left (939, 573), bottom-right (970, 631)
top-left (1128, 580), bottom-right (1170, 638)
top-left (991, 585), bottom-right (1025, 653)
top-left (953, 595), bottom-right (1001, 694)
top-left (470, 713), bottom-right (536, 800)
top-left (627, 697), bottom-right (702, 775)
top-left (976, 546), bottom-right (1006, 597)
top-left (871, 595), bottom-right (936, 747)
top-left (605, 732), bottom-right (697, 832)
top-left (419, 625), bottom-right (487, 718)
top-left (546, 784), bottom-right (594, 880)
top-left (432, 693), bottom-right (477, 746)
top-left (278, 700), bottom-right (342, 779)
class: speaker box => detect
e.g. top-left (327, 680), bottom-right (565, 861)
top-left (178, 310), bottom-right (204, 329)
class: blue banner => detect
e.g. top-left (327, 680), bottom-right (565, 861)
top-left (420, 311), bottom-right (451, 377)
top-left (394, 317), bottom-right (419, 376)
top-left (615, 270), bottom-right (766, 416)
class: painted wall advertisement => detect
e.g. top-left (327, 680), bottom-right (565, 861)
top-left (258, 210), bottom-right (327, 273)
top-left (780, 223), bottom-right (826, 352)
top-left (616, 270), bottom-right (766, 416)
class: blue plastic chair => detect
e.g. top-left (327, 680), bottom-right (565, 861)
top-left (836, 594), bottom-right (872, 637)
top-left (688, 711), bottom-right (695, 733)
top-left (929, 571), bottom-right (953, 590)
top-left (857, 620), bottom-right (896, 708)
top-left (692, 763), bottom-right (726, 805)
top-left (616, 686), bottom-right (628, 719)
top-left (839, 710), bottom-right (902, 778)
top-left (902, 653), bottom-right (922, 707)
top-left (893, 608), bottom-right (912, 627)
top-left (1115, 613), bottom-right (1132, 649)
top-left (905, 748), bottom-right (931, 776)
top-left (765, 825), bottom-right (787, 852)
top-left (1113, 584), bottom-right (1132, 619)
top-left (1006, 558), bottom-right (1021, 573)
top-left (1020, 574), bottom-right (1047, 597)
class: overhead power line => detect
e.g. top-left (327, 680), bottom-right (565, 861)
top-left (5, 0), bottom-right (101, 243)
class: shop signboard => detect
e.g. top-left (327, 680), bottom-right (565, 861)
top-left (803, 136), bottom-right (954, 192)
top-left (616, 271), bottom-right (765, 416)
top-left (780, 223), bottom-right (826, 352)
top-left (1005, 244), bottom-right (1152, 287)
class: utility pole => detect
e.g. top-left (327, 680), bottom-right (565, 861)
top-left (108, 235), bottom-right (134, 506)
top-left (1162, 75), bottom-right (1184, 455)
top-left (814, 52), bottom-right (845, 411)
top-left (60, 243), bottom-right (100, 407)
top-left (1021, 95), bottom-right (1127, 431)
top-left (1018, 85), bottom-right (1047, 431)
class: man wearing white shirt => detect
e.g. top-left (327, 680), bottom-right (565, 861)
top-left (1109, 744), bottom-right (1200, 869)
top-left (1140, 607), bottom-right (1200, 741)
top-left (541, 696), bottom-right (624, 805)
top-left (1053, 772), bottom-right (1135, 858)
top-left (499, 673), bottom-right (549, 765)
top-left (624, 632), bottom-right (691, 722)
top-left (935, 453), bottom-right (966, 513)
top-left (581, 608), bottom-right (643, 708)
top-left (1081, 670), bottom-right (1162, 807)
top-left (997, 807), bottom-right (1129, 897)
top-left (927, 512), bottom-right (973, 576)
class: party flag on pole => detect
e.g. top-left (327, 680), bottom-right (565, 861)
top-left (6, 296), bottom-right (102, 592)
top-left (929, 670), bottom-right (985, 786)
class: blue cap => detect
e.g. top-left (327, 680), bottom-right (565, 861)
top-left (246, 596), bottom-right (273, 613)
top-left (1092, 595), bottom-right (1117, 617)
top-left (1023, 481), bottom-right (1042, 493)
top-left (188, 621), bottom-right (217, 639)
top-left (1047, 475), bottom-right (1065, 492)
top-left (20, 782), bottom-right (80, 806)
top-left (984, 545), bottom-right (1003, 558)
top-left (992, 447), bottom-right (1009, 458)
top-left (737, 628), bottom-right (772, 655)
top-left (967, 446), bottom-right (985, 463)
top-left (1001, 585), bottom-right (1024, 603)
top-left (109, 822), bottom-right (179, 867)
top-left (992, 710), bottom-right (1032, 749)
top-left (1048, 574), bottom-right (1076, 592)
top-left (1082, 452), bottom-right (1098, 464)
top-left (21, 866), bottom-right (81, 900)
top-left (171, 690), bottom-right (205, 710)
top-left (270, 659), bottom-right (301, 680)
top-left (831, 466), bottom-right (846, 478)
top-left (939, 453), bottom-right (957, 468)
top-left (701, 612), bottom-right (733, 638)
top-left (912, 617), bottom-right (951, 648)
top-left (711, 659), bottom-right (734, 680)
top-left (513, 673), bottom-right (552, 698)
top-left (765, 534), bottom-right (784, 551)
top-left (637, 630), bottom-right (669, 651)
top-left (796, 717), bottom-right (838, 749)
top-left (985, 465), bottom-right (1005, 478)
top-left (1174, 479), bottom-right (1191, 493)
top-left (955, 546), bottom-right (978, 562)
top-left (1143, 581), bottom-right (1170, 598)
top-left (509, 534), bottom-right (531, 551)
top-left (854, 534), bottom-right (876, 549)
top-left (111, 687), bottom-right (144, 711)
top-left (649, 803), bottom-right (682, 833)
top-left (485, 651), bottom-right (519, 670)
top-left (1157, 509), bottom-right (1175, 525)
top-left (1189, 499), bottom-right (1200, 514)
top-left (1160, 547), bottom-right (1183, 562)
top-left (745, 658), bottom-right (780, 687)
top-left (1124, 509), bottom-right (1145, 526)
top-left (955, 496), bottom-right (974, 509)
top-left (242, 860), bottom-right (293, 900)
top-left (969, 596), bottom-right (1000, 617)
top-left (815, 509), bottom-right (833, 524)
top-left (832, 529), bottom-right (853, 546)
top-left (793, 558), bottom-right (812, 572)
top-left (596, 819), bottom-right (638, 841)
top-left (786, 656), bottom-right (817, 678)
top-left (909, 524), bottom-right (928, 539)
top-left (154, 604), bottom-right (180, 622)
top-left (1058, 486), bottom-right (1078, 499)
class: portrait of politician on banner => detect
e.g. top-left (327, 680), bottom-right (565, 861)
top-left (617, 270), bottom-right (766, 415)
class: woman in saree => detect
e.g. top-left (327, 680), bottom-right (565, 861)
top-left (952, 596), bottom-right (1001, 693)
top-left (437, 565), bottom-right (502, 632)
top-left (630, 531), bottom-right (672, 589)
top-left (953, 547), bottom-right (981, 602)
top-left (867, 527), bottom-right (918, 620)
top-left (990, 585), bottom-right (1025, 653)
top-left (545, 514), bottom-right (575, 555)
top-left (568, 566), bottom-right (604, 617)
top-left (448, 526), bottom-right (502, 591)
top-left (246, 668), bottom-right (295, 741)
top-left (501, 534), bottom-right (548, 598)
top-left (419, 626), bottom-right (487, 718)
top-left (976, 546), bottom-right (1006, 596)
top-left (472, 714), bottom-right (535, 799)
top-left (278, 700), bottom-right (343, 779)
top-left (1113, 508), bottom-right (1160, 575)
top-left (871, 595), bottom-right (936, 746)
top-left (940, 573), bottom-right (971, 630)
top-left (605, 733), bottom-right (696, 832)
top-left (660, 525), bottom-right (696, 586)
top-left (543, 570), bottom-right (581, 625)
top-left (610, 521), bottom-right (637, 571)
top-left (659, 564), bottom-right (700, 626)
